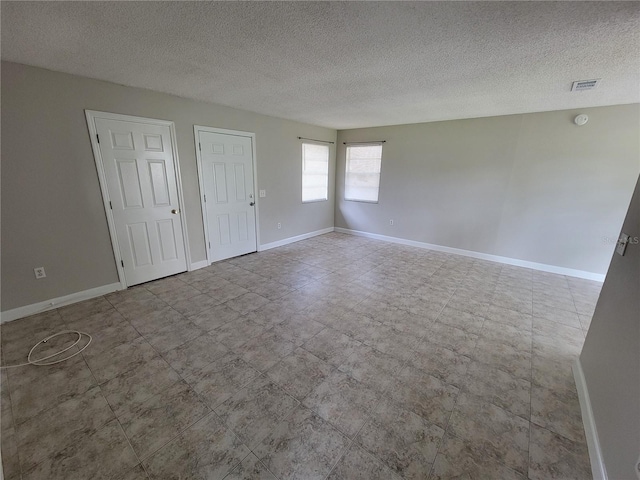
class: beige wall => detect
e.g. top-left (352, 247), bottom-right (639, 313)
top-left (3, 60), bottom-right (638, 313)
top-left (580, 176), bottom-right (640, 479)
top-left (336, 105), bottom-right (640, 275)
top-left (1, 62), bottom-right (336, 311)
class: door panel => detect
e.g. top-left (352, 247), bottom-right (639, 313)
top-left (199, 131), bottom-right (257, 262)
top-left (213, 163), bottom-right (228, 203)
top-left (218, 214), bottom-right (231, 245)
top-left (234, 164), bottom-right (246, 200)
top-left (157, 219), bottom-right (179, 261)
top-left (148, 160), bottom-right (170, 206)
top-left (116, 160), bottom-right (144, 208)
top-left (96, 117), bottom-right (187, 286)
top-left (127, 223), bottom-right (152, 267)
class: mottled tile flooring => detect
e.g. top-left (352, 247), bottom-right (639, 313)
top-left (0, 233), bottom-right (599, 479)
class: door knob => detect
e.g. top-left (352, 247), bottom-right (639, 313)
top-left (171, 209), bottom-right (180, 214)
top-left (249, 202), bottom-right (255, 206)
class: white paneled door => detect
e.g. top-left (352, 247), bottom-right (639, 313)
top-left (94, 116), bottom-right (187, 286)
top-left (197, 130), bottom-right (257, 262)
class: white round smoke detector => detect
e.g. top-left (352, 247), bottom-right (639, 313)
top-left (574, 114), bottom-right (589, 126)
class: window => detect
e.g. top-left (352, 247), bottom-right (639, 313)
top-left (302, 143), bottom-right (329, 202)
top-left (345, 144), bottom-right (383, 203)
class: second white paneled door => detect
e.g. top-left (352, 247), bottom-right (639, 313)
top-left (196, 128), bottom-right (257, 262)
top-left (90, 114), bottom-right (188, 286)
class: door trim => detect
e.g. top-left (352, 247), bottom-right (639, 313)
top-left (194, 125), bottom-right (260, 265)
top-left (85, 110), bottom-right (192, 289)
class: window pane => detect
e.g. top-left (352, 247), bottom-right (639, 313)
top-left (345, 145), bottom-right (382, 202)
top-left (302, 143), bottom-right (329, 202)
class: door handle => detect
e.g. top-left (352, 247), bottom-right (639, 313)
top-left (249, 202), bottom-right (255, 207)
top-left (171, 209), bottom-right (180, 214)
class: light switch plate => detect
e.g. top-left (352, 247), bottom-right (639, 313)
top-left (259, 190), bottom-right (266, 198)
top-left (616, 233), bottom-right (629, 256)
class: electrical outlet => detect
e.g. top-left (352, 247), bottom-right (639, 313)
top-left (389, 219), bottom-right (394, 226)
top-left (259, 190), bottom-right (266, 198)
top-left (616, 233), bottom-right (630, 256)
top-left (34, 267), bottom-right (46, 279)
top-left (277, 222), bottom-right (282, 229)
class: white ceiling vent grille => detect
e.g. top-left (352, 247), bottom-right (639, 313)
top-left (571, 79), bottom-right (601, 92)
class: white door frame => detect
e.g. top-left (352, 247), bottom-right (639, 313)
top-left (85, 110), bottom-right (192, 289)
top-left (194, 125), bottom-right (260, 265)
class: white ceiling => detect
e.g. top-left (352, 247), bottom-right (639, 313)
top-left (2, 1), bottom-right (639, 129)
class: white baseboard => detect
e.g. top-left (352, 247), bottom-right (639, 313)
top-left (259, 227), bottom-right (335, 251)
top-left (573, 358), bottom-right (608, 480)
top-left (334, 227), bottom-right (605, 281)
top-left (0, 282), bottom-right (122, 324)
top-left (189, 260), bottom-right (209, 271)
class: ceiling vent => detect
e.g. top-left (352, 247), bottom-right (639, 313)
top-left (571, 79), bottom-right (601, 92)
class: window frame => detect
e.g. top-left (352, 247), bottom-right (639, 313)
top-left (301, 141), bottom-right (330, 204)
top-left (344, 143), bottom-right (383, 204)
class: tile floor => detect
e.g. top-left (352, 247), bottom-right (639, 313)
top-left (0, 232), bottom-right (599, 479)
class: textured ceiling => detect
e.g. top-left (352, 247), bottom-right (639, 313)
top-left (2, 1), bottom-right (639, 129)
